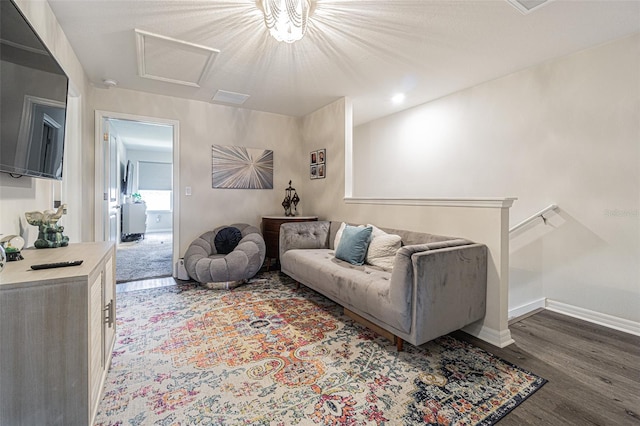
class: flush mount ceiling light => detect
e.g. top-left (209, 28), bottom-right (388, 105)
top-left (391, 93), bottom-right (406, 104)
top-left (102, 79), bottom-right (118, 88)
top-left (258, 0), bottom-right (311, 43)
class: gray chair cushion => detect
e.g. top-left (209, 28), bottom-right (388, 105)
top-left (214, 226), bottom-right (242, 254)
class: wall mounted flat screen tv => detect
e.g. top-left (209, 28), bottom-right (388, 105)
top-left (123, 160), bottom-right (134, 195)
top-left (0, 0), bottom-right (69, 180)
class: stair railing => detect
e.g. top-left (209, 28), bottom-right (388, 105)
top-left (509, 204), bottom-right (558, 234)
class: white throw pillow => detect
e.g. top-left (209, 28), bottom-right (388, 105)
top-left (368, 253), bottom-right (396, 271)
top-left (366, 224), bottom-right (402, 271)
top-left (334, 222), bottom-right (347, 249)
top-left (369, 224), bottom-right (387, 238)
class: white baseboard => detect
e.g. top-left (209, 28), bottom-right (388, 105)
top-left (462, 323), bottom-right (515, 348)
top-left (546, 299), bottom-right (640, 337)
top-left (509, 298), bottom-right (546, 321)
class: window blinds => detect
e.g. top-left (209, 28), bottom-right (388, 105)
top-left (138, 161), bottom-right (172, 190)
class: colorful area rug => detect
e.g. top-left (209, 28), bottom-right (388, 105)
top-left (95, 272), bottom-right (545, 425)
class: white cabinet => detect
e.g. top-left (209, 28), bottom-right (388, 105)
top-left (122, 202), bottom-right (147, 237)
top-left (0, 242), bottom-right (116, 426)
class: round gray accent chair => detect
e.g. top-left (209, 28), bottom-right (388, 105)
top-left (184, 223), bottom-right (266, 288)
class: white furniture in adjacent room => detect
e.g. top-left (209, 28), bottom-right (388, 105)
top-left (0, 242), bottom-right (116, 426)
top-left (121, 202), bottom-right (147, 240)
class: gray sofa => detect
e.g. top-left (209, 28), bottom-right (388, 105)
top-left (279, 221), bottom-right (487, 349)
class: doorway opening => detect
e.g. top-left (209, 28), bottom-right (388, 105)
top-left (95, 111), bottom-right (180, 284)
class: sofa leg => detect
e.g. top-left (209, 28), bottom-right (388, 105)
top-left (396, 337), bottom-right (404, 352)
top-left (296, 281), bottom-right (300, 290)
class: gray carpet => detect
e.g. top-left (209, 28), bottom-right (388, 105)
top-left (116, 232), bottom-right (173, 283)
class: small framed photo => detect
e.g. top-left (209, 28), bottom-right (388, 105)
top-left (310, 149), bottom-right (326, 179)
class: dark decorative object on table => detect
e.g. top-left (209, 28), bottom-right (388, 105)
top-left (0, 235), bottom-right (25, 263)
top-left (25, 204), bottom-right (69, 248)
top-left (281, 180), bottom-right (300, 217)
top-left (5, 247), bottom-right (24, 262)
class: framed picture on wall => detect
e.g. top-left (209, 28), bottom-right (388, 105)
top-left (212, 145), bottom-right (274, 189)
top-left (310, 149), bottom-right (326, 179)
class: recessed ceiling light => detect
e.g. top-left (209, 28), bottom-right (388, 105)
top-left (391, 93), bottom-right (405, 104)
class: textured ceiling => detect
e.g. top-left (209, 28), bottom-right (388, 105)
top-left (47, 0), bottom-right (640, 125)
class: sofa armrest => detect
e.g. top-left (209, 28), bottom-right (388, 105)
top-left (410, 243), bottom-right (487, 344)
top-left (279, 221), bottom-right (330, 259)
top-left (389, 239), bottom-right (472, 326)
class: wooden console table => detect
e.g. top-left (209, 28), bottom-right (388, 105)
top-left (0, 242), bottom-right (116, 425)
top-left (262, 216), bottom-right (318, 269)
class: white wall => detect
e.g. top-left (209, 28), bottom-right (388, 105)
top-left (92, 87), bottom-right (301, 256)
top-left (297, 98), bottom-right (348, 216)
top-left (353, 34), bottom-right (640, 325)
top-left (0, 0), bottom-right (92, 247)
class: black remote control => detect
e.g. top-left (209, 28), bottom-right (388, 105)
top-left (31, 260), bottom-right (83, 270)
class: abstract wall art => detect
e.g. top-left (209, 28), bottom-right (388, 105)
top-left (212, 145), bottom-right (273, 189)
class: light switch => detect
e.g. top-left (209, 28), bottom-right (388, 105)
top-left (185, 186), bottom-right (192, 196)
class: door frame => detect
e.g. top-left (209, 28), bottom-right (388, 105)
top-left (94, 110), bottom-right (180, 276)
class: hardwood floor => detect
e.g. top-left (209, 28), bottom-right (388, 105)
top-left (453, 310), bottom-right (640, 425)
top-left (115, 277), bottom-right (639, 425)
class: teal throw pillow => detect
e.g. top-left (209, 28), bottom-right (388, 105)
top-left (335, 225), bottom-right (373, 265)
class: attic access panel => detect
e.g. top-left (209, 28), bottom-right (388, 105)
top-left (135, 29), bottom-right (219, 87)
top-left (507, 0), bottom-right (552, 14)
